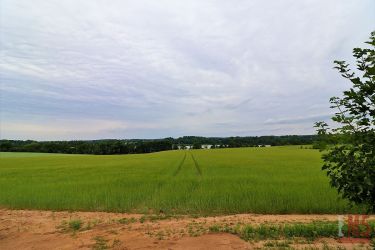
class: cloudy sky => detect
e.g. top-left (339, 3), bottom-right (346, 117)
top-left (0, 0), bottom-right (374, 140)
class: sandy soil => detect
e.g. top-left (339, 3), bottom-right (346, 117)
top-left (0, 209), bottom-right (372, 249)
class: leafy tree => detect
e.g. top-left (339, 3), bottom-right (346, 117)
top-left (315, 31), bottom-right (375, 212)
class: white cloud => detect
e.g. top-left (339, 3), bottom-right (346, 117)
top-left (0, 0), bottom-right (374, 139)
top-left (0, 118), bottom-right (169, 140)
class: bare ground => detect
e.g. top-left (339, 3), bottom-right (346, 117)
top-left (0, 209), bottom-right (373, 250)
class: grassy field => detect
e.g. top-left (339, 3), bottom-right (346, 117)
top-left (0, 146), bottom-right (360, 214)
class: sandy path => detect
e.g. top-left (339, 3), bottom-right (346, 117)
top-left (0, 209), bottom-right (372, 249)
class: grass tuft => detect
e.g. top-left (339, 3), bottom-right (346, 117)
top-left (92, 236), bottom-right (108, 250)
top-left (209, 221), bottom-right (375, 241)
top-left (69, 219), bottom-right (83, 231)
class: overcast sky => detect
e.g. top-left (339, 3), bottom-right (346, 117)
top-left (0, 0), bottom-right (374, 140)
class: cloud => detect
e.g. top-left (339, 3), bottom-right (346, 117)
top-left (0, 118), bottom-right (170, 140)
top-left (0, 119), bottom-right (128, 140)
top-left (264, 114), bottom-right (333, 125)
top-left (0, 0), bottom-right (374, 140)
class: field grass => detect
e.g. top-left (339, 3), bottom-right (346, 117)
top-left (209, 221), bottom-right (375, 241)
top-left (0, 147), bottom-right (361, 214)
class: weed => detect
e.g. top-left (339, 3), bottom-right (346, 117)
top-left (139, 216), bottom-right (146, 223)
top-left (263, 240), bottom-right (291, 248)
top-left (118, 217), bottom-right (137, 224)
top-left (209, 224), bottom-right (220, 233)
top-left (92, 236), bottom-right (108, 250)
top-left (69, 219), bottom-right (82, 231)
top-left (56, 220), bottom-right (68, 232)
top-left (156, 231), bottom-right (165, 240)
top-left (111, 239), bottom-right (121, 248)
top-left (85, 221), bottom-right (92, 230)
top-left (209, 221), bottom-right (375, 242)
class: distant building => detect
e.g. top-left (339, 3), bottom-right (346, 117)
top-left (258, 145), bottom-right (271, 147)
top-left (177, 145), bottom-right (193, 150)
top-left (201, 144), bottom-right (212, 149)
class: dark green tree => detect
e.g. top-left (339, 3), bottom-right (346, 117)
top-left (315, 31), bottom-right (375, 212)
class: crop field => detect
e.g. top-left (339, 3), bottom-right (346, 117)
top-left (0, 146), bottom-right (359, 214)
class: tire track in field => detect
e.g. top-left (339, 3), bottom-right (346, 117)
top-left (147, 152), bottom-right (187, 208)
top-left (190, 153), bottom-right (202, 176)
top-left (181, 153), bottom-right (202, 206)
top-left (173, 152), bottom-right (187, 176)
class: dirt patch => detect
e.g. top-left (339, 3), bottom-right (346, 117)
top-left (0, 209), bottom-right (372, 249)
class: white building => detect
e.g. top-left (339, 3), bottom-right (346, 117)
top-left (177, 145), bottom-right (193, 150)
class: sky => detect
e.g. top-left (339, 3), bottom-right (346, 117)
top-left (0, 0), bottom-right (374, 140)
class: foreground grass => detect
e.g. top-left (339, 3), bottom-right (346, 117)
top-left (209, 221), bottom-right (375, 241)
top-left (0, 147), bottom-right (361, 214)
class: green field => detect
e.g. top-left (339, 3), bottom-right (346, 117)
top-left (0, 147), bottom-right (359, 214)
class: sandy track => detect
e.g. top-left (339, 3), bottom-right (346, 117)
top-left (0, 209), bottom-right (372, 249)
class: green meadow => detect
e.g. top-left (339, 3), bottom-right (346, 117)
top-left (0, 147), bottom-right (359, 214)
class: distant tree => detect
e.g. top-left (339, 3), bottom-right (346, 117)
top-left (315, 31), bottom-right (375, 212)
top-left (0, 136), bottom-right (318, 155)
top-left (0, 141), bottom-right (12, 151)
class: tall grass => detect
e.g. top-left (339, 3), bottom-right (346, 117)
top-left (209, 221), bottom-right (375, 241)
top-left (0, 147), bottom-right (361, 214)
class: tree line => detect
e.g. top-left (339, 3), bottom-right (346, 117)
top-left (0, 135), bottom-right (317, 155)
